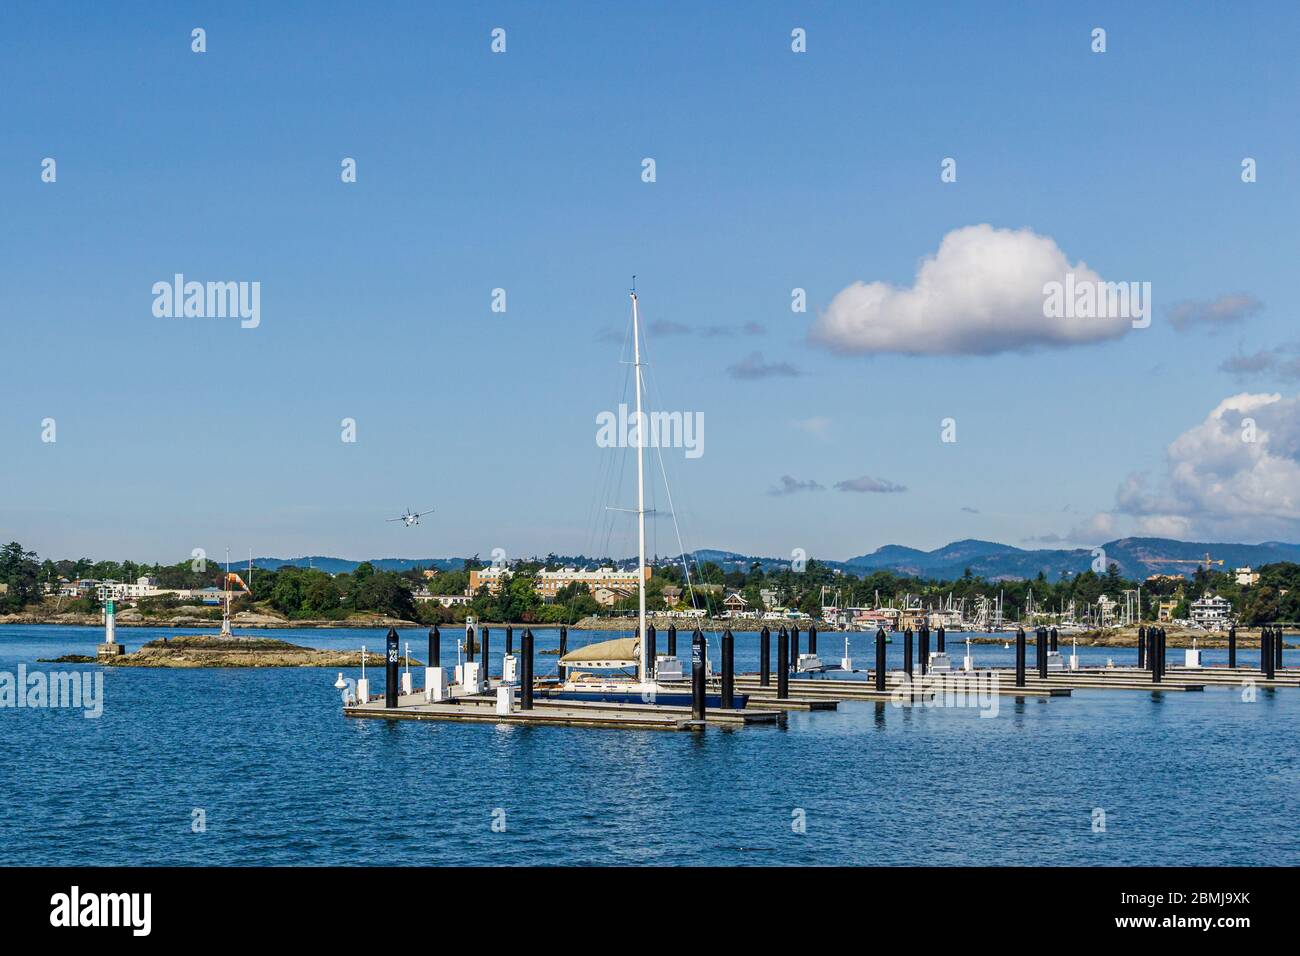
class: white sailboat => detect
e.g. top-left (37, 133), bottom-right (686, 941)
top-left (538, 286), bottom-right (746, 708)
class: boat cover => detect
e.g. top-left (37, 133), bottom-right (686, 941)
top-left (559, 637), bottom-right (639, 665)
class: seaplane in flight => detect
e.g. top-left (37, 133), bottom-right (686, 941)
top-left (387, 507), bottom-right (433, 527)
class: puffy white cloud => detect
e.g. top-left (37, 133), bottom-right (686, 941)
top-left (809, 224), bottom-right (1135, 356)
top-left (1116, 393), bottom-right (1300, 537)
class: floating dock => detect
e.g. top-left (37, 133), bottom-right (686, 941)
top-left (345, 687), bottom-right (781, 731)
top-left (340, 624), bottom-right (1296, 733)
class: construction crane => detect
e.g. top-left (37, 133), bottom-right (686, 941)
top-left (1147, 552), bottom-right (1224, 569)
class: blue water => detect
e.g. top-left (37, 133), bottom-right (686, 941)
top-left (2, 624), bottom-right (1297, 866)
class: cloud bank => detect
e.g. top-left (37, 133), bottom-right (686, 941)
top-left (1115, 392), bottom-right (1300, 538)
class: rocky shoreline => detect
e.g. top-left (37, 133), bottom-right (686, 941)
top-left (42, 634), bottom-right (424, 668)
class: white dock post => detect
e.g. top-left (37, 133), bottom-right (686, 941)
top-left (355, 645), bottom-right (370, 702)
top-left (401, 641), bottom-right (413, 695)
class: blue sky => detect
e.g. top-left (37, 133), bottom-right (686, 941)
top-left (3, 1), bottom-right (1299, 564)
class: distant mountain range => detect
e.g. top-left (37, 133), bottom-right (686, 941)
top-left (692, 538), bottom-right (1300, 582)
top-left (250, 537), bottom-right (1300, 582)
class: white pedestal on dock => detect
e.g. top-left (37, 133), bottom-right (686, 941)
top-left (1184, 648), bottom-right (1202, 668)
top-left (1069, 654), bottom-right (1079, 671)
top-left (496, 685), bottom-right (514, 715)
top-left (502, 655), bottom-right (517, 683)
top-left (424, 667), bottom-right (448, 702)
top-left (462, 661), bottom-right (484, 694)
top-left (655, 656), bottom-right (683, 680)
top-left (401, 672), bottom-right (413, 695)
top-left (355, 678), bottom-right (370, 703)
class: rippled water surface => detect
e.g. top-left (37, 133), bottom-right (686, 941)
top-left (2, 625), bottom-right (1296, 866)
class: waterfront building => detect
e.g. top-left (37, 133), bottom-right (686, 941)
top-left (1190, 592), bottom-right (1233, 629)
top-left (1235, 566), bottom-right (1260, 587)
top-left (469, 565), bottom-right (650, 600)
top-left (593, 586), bottom-right (634, 607)
top-left (722, 591), bottom-right (749, 614)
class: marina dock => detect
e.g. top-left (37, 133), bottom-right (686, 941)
top-left (340, 624), bottom-right (1296, 732)
top-left (345, 686), bottom-right (781, 730)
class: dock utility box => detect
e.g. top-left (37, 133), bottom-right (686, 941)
top-left (1045, 651), bottom-right (1067, 672)
top-left (928, 651), bottom-right (953, 673)
top-left (654, 656), bottom-right (683, 681)
top-left (424, 667), bottom-right (448, 702)
top-left (1184, 648), bottom-right (1203, 668)
top-left (796, 653), bottom-right (825, 673)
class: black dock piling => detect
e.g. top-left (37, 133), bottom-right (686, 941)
top-left (1276, 625), bottom-right (1284, 670)
top-left (1227, 625), bottom-right (1236, 669)
top-left (557, 625), bottom-right (567, 659)
top-left (690, 629), bottom-right (706, 722)
top-left (1036, 627), bottom-right (1047, 679)
top-left (505, 625), bottom-right (513, 655)
top-left (428, 625), bottom-right (440, 668)
top-left (808, 625), bottom-right (817, 654)
top-left (520, 629), bottom-right (534, 710)
top-left (721, 628), bottom-right (735, 710)
top-left (465, 622), bottom-right (475, 661)
top-left (903, 628), bottom-right (913, 680)
top-left (791, 627), bottom-right (800, 665)
top-left (919, 625), bottom-right (929, 676)
top-left (776, 627), bottom-right (790, 699)
top-left (874, 628), bottom-right (887, 691)
top-left (1138, 625), bottom-right (1146, 669)
top-left (385, 627), bottom-right (399, 708)
top-left (482, 628), bottom-right (490, 682)
top-left (1050, 626), bottom-right (1058, 653)
top-left (647, 624), bottom-right (657, 676)
top-left (937, 625), bottom-right (945, 652)
top-left (759, 626), bottom-right (771, 686)
top-left (667, 624), bottom-right (677, 657)
top-left (1015, 627), bottom-right (1026, 688)
top-left (1153, 627), bottom-right (1164, 683)
top-left (1263, 627), bottom-right (1275, 680)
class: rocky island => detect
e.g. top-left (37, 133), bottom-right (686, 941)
top-left (45, 634), bottom-right (421, 668)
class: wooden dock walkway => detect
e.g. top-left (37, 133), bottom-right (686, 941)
top-left (345, 688), bottom-right (781, 730)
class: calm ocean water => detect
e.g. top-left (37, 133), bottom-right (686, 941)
top-left (1, 624), bottom-right (1296, 866)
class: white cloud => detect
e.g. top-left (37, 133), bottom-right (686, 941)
top-left (809, 224), bottom-right (1134, 356)
top-left (1067, 511), bottom-right (1117, 544)
top-left (1115, 392), bottom-right (1300, 537)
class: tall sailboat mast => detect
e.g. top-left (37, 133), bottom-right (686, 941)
top-left (631, 287), bottom-right (649, 683)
